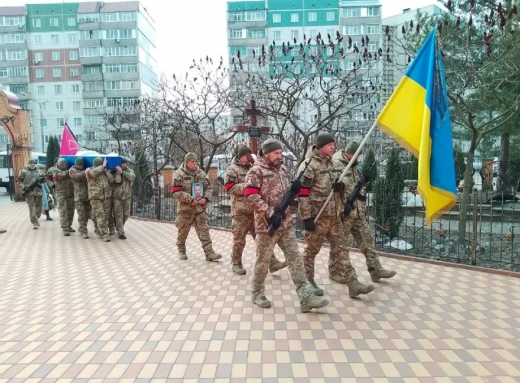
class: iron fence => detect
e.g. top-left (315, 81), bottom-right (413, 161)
top-left (131, 179), bottom-right (520, 272)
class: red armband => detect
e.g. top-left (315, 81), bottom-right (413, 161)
top-left (224, 182), bottom-right (235, 192)
top-left (171, 186), bottom-right (182, 193)
top-left (244, 187), bottom-right (260, 196)
top-left (299, 187), bottom-right (310, 197)
top-left (53, 173), bottom-right (59, 181)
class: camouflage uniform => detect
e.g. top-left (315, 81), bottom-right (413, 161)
top-left (52, 159), bottom-right (75, 235)
top-left (69, 163), bottom-right (91, 238)
top-left (16, 163), bottom-right (44, 228)
top-left (112, 166), bottom-right (135, 237)
top-left (87, 162), bottom-right (115, 241)
top-left (225, 157), bottom-right (285, 273)
top-left (172, 162), bottom-right (220, 260)
top-left (333, 150), bottom-right (395, 281)
top-left (245, 155), bottom-right (328, 312)
top-left (298, 148), bottom-right (358, 284)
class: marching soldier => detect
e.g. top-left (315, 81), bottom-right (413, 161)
top-left (332, 141), bottom-right (396, 282)
top-left (112, 158), bottom-right (136, 239)
top-left (69, 157), bottom-right (91, 239)
top-left (298, 133), bottom-right (375, 298)
top-left (16, 158), bottom-right (45, 229)
top-left (52, 158), bottom-right (75, 236)
top-left (244, 138), bottom-right (329, 312)
top-left (86, 157), bottom-right (115, 242)
top-left (224, 146), bottom-right (286, 275)
top-left (171, 152), bottom-right (221, 261)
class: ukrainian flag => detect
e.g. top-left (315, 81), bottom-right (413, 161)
top-left (377, 28), bottom-right (457, 225)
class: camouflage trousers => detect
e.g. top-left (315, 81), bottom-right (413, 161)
top-left (304, 216), bottom-right (357, 282)
top-left (75, 200), bottom-right (91, 236)
top-left (91, 199), bottom-right (111, 238)
top-left (26, 195), bottom-right (42, 225)
top-left (343, 215), bottom-right (383, 275)
top-left (231, 214), bottom-right (282, 266)
top-left (252, 229), bottom-right (315, 303)
top-left (113, 198), bottom-right (131, 235)
top-left (56, 196), bottom-right (75, 231)
top-left (176, 211), bottom-right (214, 256)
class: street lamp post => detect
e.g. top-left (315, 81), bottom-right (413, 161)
top-left (30, 99), bottom-right (49, 152)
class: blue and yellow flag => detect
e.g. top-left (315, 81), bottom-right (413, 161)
top-left (376, 28), bottom-right (457, 225)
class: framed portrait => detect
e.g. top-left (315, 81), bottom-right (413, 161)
top-left (191, 182), bottom-right (204, 201)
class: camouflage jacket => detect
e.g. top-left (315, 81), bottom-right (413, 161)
top-left (86, 165), bottom-right (115, 201)
top-left (298, 147), bottom-right (343, 220)
top-left (113, 167), bottom-right (136, 200)
top-left (332, 151), bottom-right (367, 217)
top-left (172, 162), bottom-right (213, 214)
top-left (224, 157), bottom-right (253, 216)
top-left (16, 166), bottom-right (44, 197)
top-left (245, 156), bottom-right (293, 234)
top-left (51, 166), bottom-right (74, 198)
top-left (69, 166), bottom-right (89, 202)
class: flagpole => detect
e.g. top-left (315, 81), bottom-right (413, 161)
top-left (314, 120), bottom-right (378, 223)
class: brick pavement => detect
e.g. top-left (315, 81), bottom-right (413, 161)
top-left (1, 199), bottom-right (520, 382)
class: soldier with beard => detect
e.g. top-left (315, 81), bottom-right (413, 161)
top-left (224, 146), bottom-right (286, 275)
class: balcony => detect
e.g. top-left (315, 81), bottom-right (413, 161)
top-left (105, 89), bottom-right (140, 98)
top-left (78, 21), bottom-right (100, 30)
top-left (99, 21), bottom-right (137, 30)
top-left (102, 38), bottom-right (138, 47)
top-left (79, 39), bottom-right (101, 48)
top-left (83, 107), bottom-right (105, 115)
top-left (82, 90), bottom-right (104, 98)
top-left (227, 20), bottom-right (267, 29)
top-left (80, 56), bottom-right (102, 65)
top-left (81, 73), bottom-right (103, 82)
top-left (0, 24), bottom-right (26, 33)
top-left (102, 72), bottom-right (139, 81)
top-left (102, 56), bottom-right (138, 65)
top-left (228, 37), bottom-right (267, 47)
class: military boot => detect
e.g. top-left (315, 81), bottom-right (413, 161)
top-left (63, 228), bottom-right (70, 237)
top-left (103, 236), bottom-right (111, 242)
top-left (68, 227), bottom-right (75, 233)
top-left (371, 269), bottom-right (397, 282)
top-left (33, 224), bottom-right (38, 230)
top-left (82, 234), bottom-right (89, 239)
top-left (347, 280), bottom-right (375, 298)
top-left (205, 252), bottom-right (222, 262)
top-left (329, 274), bottom-right (349, 284)
top-left (95, 230), bottom-right (103, 239)
top-left (252, 295), bottom-right (271, 308)
top-left (269, 260), bottom-right (287, 273)
top-left (178, 251), bottom-right (188, 260)
top-left (232, 263), bottom-right (246, 275)
top-left (308, 279), bottom-right (324, 296)
top-left (301, 295), bottom-right (330, 313)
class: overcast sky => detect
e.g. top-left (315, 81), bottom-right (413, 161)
top-left (5, 0), bottom-right (443, 77)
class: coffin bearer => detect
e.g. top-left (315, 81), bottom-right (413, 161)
top-left (52, 158), bottom-right (75, 236)
top-left (332, 141), bottom-right (396, 282)
top-left (112, 158), bottom-right (136, 239)
top-left (224, 146), bottom-right (286, 275)
top-left (69, 157), bottom-right (91, 239)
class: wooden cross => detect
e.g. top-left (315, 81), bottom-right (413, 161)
top-left (235, 99), bottom-right (270, 154)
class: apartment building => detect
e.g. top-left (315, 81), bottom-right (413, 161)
top-left (0, 1), bottom-right (158, 153)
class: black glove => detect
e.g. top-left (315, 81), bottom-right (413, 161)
top-left (303, 217), bottom-right (316, 232)
top-left (270, 211), bottom-right (283, 230)
top-left (332, 179), bottom-right (345, 192)
top-left (290, 179), bottom-right (302, 194)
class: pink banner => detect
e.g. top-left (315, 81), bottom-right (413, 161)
top-left (59, 123), bottom-right (79, 155)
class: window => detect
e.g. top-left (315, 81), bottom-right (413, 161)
top-left (73, 101), bottom-right (81, 111)
top-left (368, 43), bottom-right (376, 52)
top-left (51, 35), bottom-right (59, 44)
top-left (308, 12), bottom-right (317, 22)
top-left (78, 13), bottom-right (100, 23)
top-left (41, 120), bottom-right (47, 128)
top-left (327, 29), bottom-right (335, 38)
top-left (272, 13), bottom-right (281, 23)
top-left (68, 17), bottom-right (76, 26)
top-left (40, 103), bottom-right (46, 112)
top-left (104, 13), bottom-right (117, 22)
top-left (55, 85), bottom-right (62, 95)
top-left (367, 7), bottom-right (379, 16)
top-left (50, 18), bottom-right (59, 27)
top-left (326, 11), bottom-right (335, 21)
top-left (68, 33), bottom-right (76, 43)
top-left (291, 30), bottom-right (299, 41)
top-left (57, 118), bottom-right (65, 127)
top-left (366, 24), bottom-right (379, 34)
top-left (84, 99), bottom-right (103, 108)
top-left (34, 52), bottom-right (43, 62)
top-left (32, 18), bottom-right (41, 28)
top-left (348, 25), bottom-right (361, 35)
top-left (230, 29), bottom-right (243, 39)
top-left (34, 35), bottom-right (42, 44)
top-left (291, 13), bottom-right (299, 23)
top-left (74, 118), bottom-right (82, 126)
top-left (56, 102), bottom-right (64, 110)
top-left (72, 84), bottom-right (80, 93)
top-left (104, 46), bottom-right (137, 56)
top-left (229, 12), bottom-right (244, 22)
top-left (121, 12), bottom-right (136, 21)
top-left (69, 50), bottom-right (78, 60)
top-left (119, 29), bottom-right (135, 39)
top-left (343, 8), bottom-right (361, 18)
top-left (310, 29), bottom-right (318, 39)
top-left (248, 29), bottom-right (265, 38)
top-left (36, 69), bottom-right (44, 78)
top-left (70, 68), bottom-right (79, 76)
top-left (86, 131), bottom-right (96, 140)
top-left (80, 47), bottom-right (101, 57)
top-left (8, 51), bottom-right (25, 60)
top-left (8, 84), bottom-right (28, 94)
top-left (9, 67), bottom-right (27, 77)
top-left (105, 29), bottom-right (118, 39)
top-left (0, 68), bottom-right (7, 78)
top-left (84, 81), bottom-right (103, 90)
top-left (273, 30), bottom-right (281, 41)
top-left (53, 68), bottom-right (61, 77)
top-left (81, 30), bottom-right (101, 40)
top-left (37, 85), bottom-right (45, 95)
top-left (52, 51), bottom-right (60, 61)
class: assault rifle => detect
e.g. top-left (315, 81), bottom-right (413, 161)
top-left (21, 176), bottom-right (45, 197)
top-left (267, 159), bottom-right (312, 237)
top-left (339, 173), bottom-right (370, 222)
